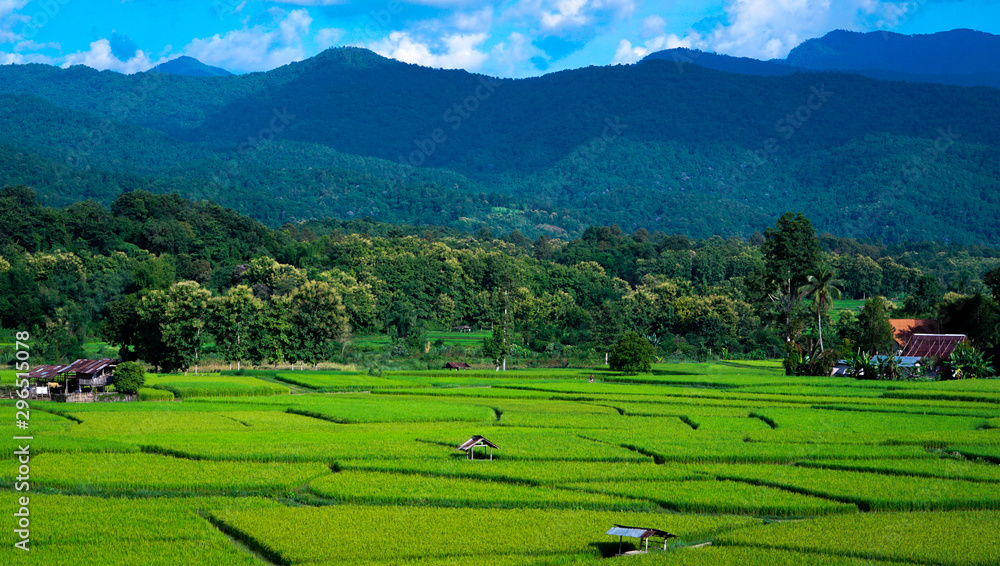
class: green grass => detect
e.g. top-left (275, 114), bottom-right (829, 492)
top-left (0, 493), bottom-right (280, 566)
top-left (8, 362), bottom-right (1000, 565)
top-left (309, 470), bottom-right (655, 510)
top-left (701, 463), bottom-right (1000, 511)
top-left (562, 478), bottom-right (858, 516)
top-left (145, 373), bottom-right (290, 398)
top-left (716, 510), bottom-right (1000, 566)
top-left (208, 505), bottom-right (758, 564)
top-left (1, 452), bottom-right (329, 494)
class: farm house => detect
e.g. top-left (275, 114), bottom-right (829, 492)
top-left (24, 359), bottom-right (118, 402)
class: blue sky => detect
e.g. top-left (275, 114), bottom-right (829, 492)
top-left (1, 0), bottom-right (998, 77)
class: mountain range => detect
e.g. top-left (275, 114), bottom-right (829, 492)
top-left (0, 29), bottom-right (998, 244)
top-left (644, 29), bottom-right (1000, 88)
top-left (150, 56), bottom-right (232, 78)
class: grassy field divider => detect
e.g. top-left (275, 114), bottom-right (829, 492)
top-left (679, 415), bottom-right (700, 430)
top-left (816, 404), bottom-right (999, 419)
top-left (33, 405), bottom-right (84, 423)
top-left (795, 458), bottom-right (1000, 483)
top-left (950, 447), bottom-right (1000, 465)
top-left (710, 474), bottom-right (871, 512)
top-left (203, 513), bottom-right (291, 566)
top-left (748, 412), bottom-right (778, 429)
top-left (285, 407), bottom-right (350, 424)
top-left (140, 444), bottom-right (211, 461)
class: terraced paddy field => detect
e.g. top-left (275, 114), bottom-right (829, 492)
top-left (3, 361), bottom-right (1000, 564)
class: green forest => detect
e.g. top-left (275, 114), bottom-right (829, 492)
top-left (2, 186), bottom-right (998, 375)
top-left (0, 48), bottom-right (999, 243)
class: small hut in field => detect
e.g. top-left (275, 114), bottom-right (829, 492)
top-left (457, 435), bottom-right (499, 460)
top-left (606, 525), bottom-right (676, 555)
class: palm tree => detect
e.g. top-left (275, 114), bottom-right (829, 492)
top-left (799, 267), bottom-right (843, 352)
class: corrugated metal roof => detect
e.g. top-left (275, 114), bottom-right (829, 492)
top-left (902, 334), bottom-right (966, 358)
top-left (871, 356), bottom-right (923, 368)
top-left (25, 364), bottom-right (70, 379)
top-left (63, 358), bottom-right (117, 375)
top-left (458, 435), bottom-right (500, 451)
top-left (606, 525), bottom-right (675, 539)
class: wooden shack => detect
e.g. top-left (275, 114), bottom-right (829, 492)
top-left (457, 435), bottom-right (499, 460)
top-left (443, 362), bottom-right (472, 370)
top-left (25, 359), bottom-right (117, 402)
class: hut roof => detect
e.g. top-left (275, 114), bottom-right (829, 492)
top-left (25, 364), bottom-right (70, 380)
top-left (902, 334), bottom-right (966, 358)
top-left (606, 525), bottom-right (676, 539)
top-left (63, 358), bottom-right (117, 374)
top-left (458, 435), bottom-right (499, 451)
top-left (443, 362), bottom-right (472, 369)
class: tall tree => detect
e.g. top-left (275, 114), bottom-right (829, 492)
top-left (799, 266), bottom-right (843, 352)
top-left (759, 212), bottom-right (821, 342)
top-left (209, 285), bottom-right (262, 370)
top-left (157, 281), bottom-right (212, 374)
top-left (591, 300), bottom-right (626, 365)
top-left (286, 280), bottom-right (349, 369)
top-left (903, 275), bottom-right (944, 318)
top-left (845, 296), bottom-right (896, 355)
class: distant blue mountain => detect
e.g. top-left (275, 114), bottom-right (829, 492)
top-left (642, 29), bottom-right (1000, 88)
top-left (151, 56), bottom-right (231, 77)
top-left (641, 48), bottom-right (796, 76)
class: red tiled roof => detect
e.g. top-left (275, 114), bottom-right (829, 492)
top-left (889, 319), bottom-right (940, 347)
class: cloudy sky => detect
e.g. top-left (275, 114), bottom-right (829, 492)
top-left (1, 0), bottom-right (998, 77)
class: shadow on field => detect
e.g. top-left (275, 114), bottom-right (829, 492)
top-left (590, 541), bottom-right (636, 557)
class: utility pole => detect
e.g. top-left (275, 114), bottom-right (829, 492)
top-left (502, 289), bottom-right (508, 371)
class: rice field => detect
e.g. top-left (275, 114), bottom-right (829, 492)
top-left (2, 361), bottom-right (999, 564)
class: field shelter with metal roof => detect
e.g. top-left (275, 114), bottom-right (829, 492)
top-left (457, 435), bottom-right (499, 460)
top-left (606, 525), bottom-right (676, 555)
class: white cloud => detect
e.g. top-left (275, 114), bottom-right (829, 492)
top-left (452, 7), bottom-right (494, 33)
top-left (0, 0), bottom-right (29, 43)
top-left (613, 0), bottom-right (918, 64)
top-left (368, 31), bottom-right (489, 70)
top-left (14, 39), bottom-right (59, 52)
top-left (515, 0), bottom-right (638, 35)
top-left (315, 27), bottom-right (345, 50)
top-left (61, 39), bottom-right (163, 73)
top-left (266, 0), bottom-right (345, 5)
top-left (183, 8), bottom-right (313, 73)
top-left (488, 31), bottom-right (546, 77)
top-left (612, 33), bottom-right (692, 65)
top-left (0, 50), bottom-right (56, 65)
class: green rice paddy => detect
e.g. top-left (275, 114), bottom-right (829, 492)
top-left (2, 360), bottom-right (999, 564)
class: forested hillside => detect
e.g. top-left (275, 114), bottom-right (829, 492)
top-left (2, 187), bottom-right (998, 370)
top-left (0, 47), bottom-right (998, 243)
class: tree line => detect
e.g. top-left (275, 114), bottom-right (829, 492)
top-left (2, 187), bottom-right (998, 373)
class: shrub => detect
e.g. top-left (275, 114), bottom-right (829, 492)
top-left (609, 332), bottom-right (654, 375)
top-left (114, 361), bottom-right (146, 395)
